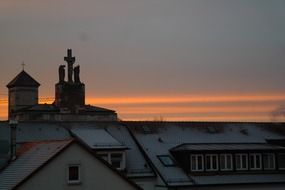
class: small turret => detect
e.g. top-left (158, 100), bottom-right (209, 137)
top-left (6, 70), bottom-right (40, 119)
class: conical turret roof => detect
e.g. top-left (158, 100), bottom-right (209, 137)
top-left (7, 70), bottom-right (40, 88)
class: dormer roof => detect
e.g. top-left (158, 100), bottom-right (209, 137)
top-left (7, 70), bottom-right (40, 88)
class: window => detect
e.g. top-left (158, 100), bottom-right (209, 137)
top-left (278, 153), bottom-right (285, 170)
top-left (110, 153), bottom-right (124, 169)
top-left (220, 154), bottom-right (233, 171)
top-left (263, 153), bottom-right (275, 170)
top-left (236, 154), bottom-right (248, 170)
top-left (205, 154), bottom-right (218, 171)
top-left (157, 155), bottom-right (176, 166)
top-left (67, 165), bottom-right (81, 184)
top-left (98, 153), bottom-right (108, 162)
top-left (97, 152), bottom-right (126, 170)
top-left (191, 154), bottom-right (204, 172)
top-left (249, 154), bottom-right (262, 170)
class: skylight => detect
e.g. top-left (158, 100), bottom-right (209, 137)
top-left (157, 155), bottom-right (176, 167)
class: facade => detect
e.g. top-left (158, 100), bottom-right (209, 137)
top-left (0, 138), bottom-right (141, 190)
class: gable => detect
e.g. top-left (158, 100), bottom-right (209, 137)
top-left (17, 143), bottom-right (139, 190)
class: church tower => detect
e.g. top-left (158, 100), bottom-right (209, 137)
top-left (6, 70), bottom-right (40, 119)
top-left (54, 49), bottom-right (85, 111)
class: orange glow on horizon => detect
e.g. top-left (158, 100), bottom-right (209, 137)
top-left (85, 94), bottom-right (285, 105)
top-left (0, 94), bottom-right (285, 122)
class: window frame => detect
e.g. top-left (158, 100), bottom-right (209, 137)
top-left (157, 155), bottom-right (176, 167)
top-left (263, 153), bottom-right (275, 170)
top-left (235, 153), bottom-right (248, 171)
top-left (190, 154), bottom-right (204, 172)
top-left (67, 164), bottom-right (81, 185)
top-left (97, 151), bottom-right (126, 170)
top-left (278, 153), bottom-right (285, 170)
top-left (220, 154), bottom-right (233, 171)
top-left (205, 154), bottom-right (219, 171)
top-left (249, 153), bottom-right (262, 170)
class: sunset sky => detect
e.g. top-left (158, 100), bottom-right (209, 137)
top-left (0, 0), bottom-right (285, 121)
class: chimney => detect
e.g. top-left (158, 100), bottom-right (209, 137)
top-left (9, 120), bottom-right (18, 161)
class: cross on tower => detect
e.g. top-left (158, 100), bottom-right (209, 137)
top-left (21, 62), bottom-right (25, 71)
top-left (64, 49), bottom-right (76, 83)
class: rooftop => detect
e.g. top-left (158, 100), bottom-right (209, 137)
top-left (0, 139), bottom-right (73, 190)
top-left (6, 70), bottom-right (40, 88)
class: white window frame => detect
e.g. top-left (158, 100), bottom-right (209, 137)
top-left (220, 154), bottom-right (233, 171)
top-left (249, 153), bottom-right (262, 170)
top-left (263, 153), bottom-right (275, 170)
top-left (190, 154), bottom-right (204, 172)
top-left (278, 153), bottom-right (285, 170)
top-left (97, 151), bottom-right (126, 170)
top-left (236, 154), bottom-right (248, 170)
top-left (205, 154), bottom-right (219, 171)
top-left (67, 164), bottom-right (81, 184)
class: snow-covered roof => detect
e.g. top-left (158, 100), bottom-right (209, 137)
top-left (0, 122), bottom-right (71, 143)
top-left (0, 139), bottom-right (73, 190)
top-left (171, 143), bottom-right (285, 152)
top-left (0, 121), bottom-right (155, 178)
top-left (126, 121), bottom-right (285, 187)
top-left (71, 128), bottom-right (127, 149)
top-left (67, 122), bottom-right (155, 177)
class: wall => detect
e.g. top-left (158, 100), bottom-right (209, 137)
top-left (18, 143), bottom-right (138, 190)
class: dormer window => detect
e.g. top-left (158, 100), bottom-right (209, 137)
top-left (249, 154), bottom-right (262, 170)
top-left (97, 151), bottom-right (126, 170)
top-left (191, 154), bottom-right (204, 172)
top-left (220, 154), bottom-right (233, 171)
top-left (205, 154), bottom-right (218, 171)
top-left (263, 153), bottom-right (275, 170)
top-left (236, 154), bottom-right (248, 170)
top-left (278, 153), bottom-right (285, 170)
top-left (110, 153), bottom-right (124, 169)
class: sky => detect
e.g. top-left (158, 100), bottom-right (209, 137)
top-left (0, 0), bottom-right (285, 121)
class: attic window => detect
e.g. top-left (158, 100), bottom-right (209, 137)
top-left (205, 154), bottom-right (218, 171)
top-left (67, 164), bottom-right (81, 184)
top-left (191, 154), bottom-right (204, 172)
top-left (249, 153), bottom-right (262, 170)
top-left (278, 153), bottom-right (285, 170)
top-left (97, 152), bottom-right (126, 170)
top-left (236, 154), bottom-right (248, 170)
top-left (111, 153), bottom-right (124, 169)
top-left (220, 154), bottom-right (233, 171)
top-left (263, 153), bottom-right (275, 170)
top-left (157, 155), bottom-right (176, 167)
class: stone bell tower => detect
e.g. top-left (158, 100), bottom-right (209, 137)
top-left (6, 70), bottom-right (40, 119)
top-left (54, 49), bottom-right (85, 111)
